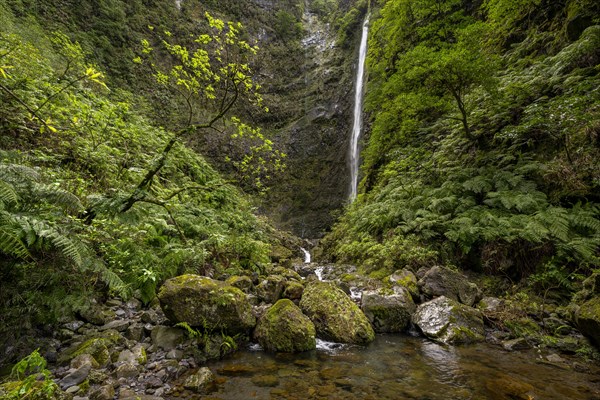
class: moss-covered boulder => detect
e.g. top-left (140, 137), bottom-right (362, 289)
top-left (282, 280), bottom-right (304, 300)
top-left (256, 275), bottom-right (285, 304)
top-left (299, 281), bottom-right (375, 344)
top-left (226, 275), bottom-right (255, 294)
top-left (158, 274), bottom-right (256, 332)
top-left (254, 299), bottom-right (316, 352)
top-left (412, 296), bottom-right (485, 344)
top-left (576, 296), bottom-right (600, 345)
top-left (418, 266), bottom-right (481, 306)
top-left (58, 338), bottom-right (113, 367)
top-left (361, 286), bottom-right (416, 333)
top-left (389, 269), bottom-right (420, 300)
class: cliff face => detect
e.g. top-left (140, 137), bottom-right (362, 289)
top-left (261, 3), bottom-right (359, 238)
top-left (203, 0), bottom-right (366, 238)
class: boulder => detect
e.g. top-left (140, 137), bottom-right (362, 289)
top-left (256, 275), bottom-right (285, 304)
top-left (282, 281), bottom-right (304, 300)
top-left (254, 299), bottom-right (316, 352)
top-left (59, 363), bottom-right (92, 390)
top-left (389, 269), bottom-right (419, 300)
top-left (418, 266), bottom-right (481, 306)
top-left (412, 296), bottom-right (485, 344)
top-left (226, 275), bottom-right (255, 293)
top-left (158, 274), bottom-right (256, 332)
top-left (576, 296), bottom-right (600, 345)
top-left (151, 326), bottom-right (186, 351)
top-left (78, 303), bottom-right (116, 326)
top-left (58, 338), bottom-right (112, 367)
top-left (183, 367), bottom-right (215, 394)
top-left (361, 286), bottom-right (416, 333)
top-left (299, 281), bottom-right (375, 344)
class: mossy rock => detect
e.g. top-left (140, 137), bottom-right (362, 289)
top-left (418, 266), bottom-right (481, 306)
top-left (256, 275), bottom-right (286, 304)
top-left (226, 275), bottom-right (255, 294)
top-left (282, 280), bottom-right (304, 300)
top-left (58, 338), bottom-right (112, 367)
top-left (389, 269), bottom-right (420, 300)
top-left (254, 299), bottom-right (316, 352)
top-left (158, 274), bottom-right (256, 332)
top-left (361, 286), bottom-right (416, 333)
top-left (412, 296), bottom-right (484, 344)
top-left (576, 296), bottom-right (600, 345)
top-left (299, 281), bottom-right (375, 344)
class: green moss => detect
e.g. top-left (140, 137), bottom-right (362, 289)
top-left (254, 299), bottom-right (316, 352)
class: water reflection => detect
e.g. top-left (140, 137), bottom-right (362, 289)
top-left (188, 335), bottom-right (600, 400)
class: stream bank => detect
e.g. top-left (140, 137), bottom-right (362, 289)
top-left (2, 260), bottom-right (600, 399)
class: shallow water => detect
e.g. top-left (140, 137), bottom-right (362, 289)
top-left (186, 335), bottom-right (600, 400)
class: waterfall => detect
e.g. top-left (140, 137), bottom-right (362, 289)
top-left (300, 247), bottom-right (311, 263)
top-left (349, 15), bottom-right (370, 201)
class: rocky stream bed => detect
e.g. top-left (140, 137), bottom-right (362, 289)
top-left (2, 262), bottom-right (600, 399)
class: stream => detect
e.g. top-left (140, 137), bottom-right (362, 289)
top-left (192, 335), bottom-right (600, 399)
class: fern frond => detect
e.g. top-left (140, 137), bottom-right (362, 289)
top-left (34, 184), bottom-right (83, 214)
top-left (0, 228), bottom-right (30, 259)
top-left (0, 163), bottom-right (40, 183)
top-left (0, 179), bottom-right (18, 205)
top-left (97, 264), bottom-right (130, 299)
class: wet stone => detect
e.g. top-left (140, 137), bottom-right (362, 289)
top-left (99, 319), bottom-right (130, 332)
top-left (251, 374), bottom-right (280, 387)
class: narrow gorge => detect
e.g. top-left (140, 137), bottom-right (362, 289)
top-left (1, 0), bottom-right (600, 399)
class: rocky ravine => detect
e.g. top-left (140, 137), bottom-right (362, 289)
top-left (2, 263), bottom-right (600, 399)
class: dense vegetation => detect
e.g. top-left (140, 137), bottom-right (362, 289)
top-left (321, 0), bottom-right (600, 297)
top-left (0, 0), bottom-right (293, 340)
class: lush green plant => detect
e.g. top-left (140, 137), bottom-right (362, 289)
top-left (2, 349), bottom-right (59, 400)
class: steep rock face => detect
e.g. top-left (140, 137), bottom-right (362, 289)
top-left (299, 281), bottom-right (374, 344)
top-left (254, 299), bottom-right (316, 352)
top-left (412, 296), bottom-right (485, 345)
top-left (261, 2), bottom-right (361, 237)
top-left (158, 275), bottom-right (256, 332)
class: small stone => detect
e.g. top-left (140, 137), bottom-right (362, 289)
top-left (115, 309), bottom-right (127, 317)
top-left (150, 326), bottom-right (185, 351)
top-left (60, 363), bottom-right (92, 390)
top-left (546, 353), bottom-right (566, 363)
top-left (125, 323), bottom-right (144, 341)
top-left (99, 319), bottom-right (130, 332)
top-left (166, 349), bottom-right (184, 360)
top-left (127, 298), bottom-right (142, 310)
top-left (64, 320), bottom-right (85, 332)
top-left (183, 367), bottom-right (215, 394)
top-left (502, 338), bottom-right (531, 351)
top-left (71, 354), bottom-right (99, 369)
top-left (66, 385), bottom-right (80, 394)
top-left (106, 299), bottom-right (123, 307)
top-left (141, 310), bottom-right (159, 324)
top-left (115, 362), bottom-right (139, 379)
top-left (251, 374), bottom-right (279, 387)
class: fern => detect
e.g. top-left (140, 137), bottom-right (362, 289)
top-left (0, 179), bottom-right (18, 205)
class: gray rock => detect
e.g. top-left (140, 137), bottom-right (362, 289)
top-left (60, 363), bottom-right (92, 390)
top-left (412, 296), bottom-right (485, 344)
top-left (418, 266), bottom-right (481, 306)
top-left (502, 337), bottom-right (531, 351)
top-left (361, 286), bottom-right (416, 333)
top-left (79, 304), bottom-right (116, 326)
top-left (183, 367), bottom-right (215, 394)
top-left (89, 384), bottom-right (115, 400)
top-left (125, 323), bottom-right (144, 341)
top-left (64, 320), bottom-right (85, 332)
top-left (141, 310), bottom-right (159, 324)
top-left (99, 319), bottom-right (130, 332)
top-left (70, 353), bottom-right (99, 369)
top-left (477, 297), bottom-right (504, 313)
top-left (151, 326), bottom-right (185, 351)
top-left (115, 362), bottom-right (139, 379)
top-left (66, 385), bottom-right (80, 394)
top-left (389, 269), bottom-right (419, 300)
top-left (166, 349), bottom-right (184, 360)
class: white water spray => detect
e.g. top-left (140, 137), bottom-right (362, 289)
top-left (300, 247), bottom-right (311, 263)
top-left (349, 15), bottom-right (370, 201)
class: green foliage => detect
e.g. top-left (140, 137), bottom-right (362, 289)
top-left (0, 5), bottom-right (277, 335)
top-left (3, 349), bottom-right (58, 400)
top-left (322, 0), bottom-right (600, 294)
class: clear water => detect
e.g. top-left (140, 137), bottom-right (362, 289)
top-left (192, 335), bottom-right (600, 399)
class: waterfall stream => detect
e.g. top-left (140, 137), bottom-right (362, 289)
top-left (300, 247), bottom-right (311, 263)
top-left (349, 15), bottom-right (370, 201)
